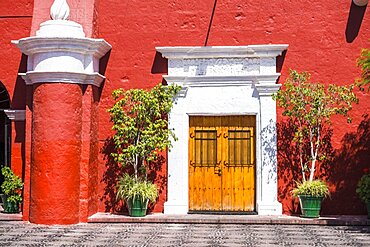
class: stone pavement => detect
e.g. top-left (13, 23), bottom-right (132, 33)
top-left (88, 213), bottom-right (370, 226)
top-left (0, 221), bottom-right (369, 247)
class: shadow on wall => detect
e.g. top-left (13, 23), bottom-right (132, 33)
top-left (326, 114), bottom-right (370, 214)
top-left (345, 2), bottom-right (367, 43)
top-left (277, 120), bottom-right (334, 214)
top-left (13, 54), bottom-right (31, 186)
top-left (100, 137), bottom-right (167, 214)
top-left (98, 50), bottom-right (111, 100)
top-left (277, 114), bottom-right (370, 215)
top-left (260, 119), bottom-right (278, 184)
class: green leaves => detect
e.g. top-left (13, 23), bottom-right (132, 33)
top-left (357, 48), bottom-right (370, 91)
top-left (1, 166), bottom-right (23, 204)
top-left (273, 70), bottom-right (358, 182)
top-left (116, 174), bottom-right (158, 203)
top-left (108, 84), bottom-right (181, 178)
top-left (356, 174), bottom-right (370, 202)
top-left (292, 180), bottom-right (330, 198)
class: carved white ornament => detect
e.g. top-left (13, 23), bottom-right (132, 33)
top-left (50, 0), bottom-right (70, 20)
top-left (168, 58), bottom-right (260, 76)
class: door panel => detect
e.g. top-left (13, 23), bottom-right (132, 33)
top-left (189, 116), bottom-right (256, 212)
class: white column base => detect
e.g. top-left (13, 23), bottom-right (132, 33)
top-left (256, 201), bottom-right (282, 215)
top-left (164, 201), bottom-right (188, 214)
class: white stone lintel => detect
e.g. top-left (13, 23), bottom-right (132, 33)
top-left (164, 74), bottom-right (280, 87)
top-left (157, 45), bottom-right (288, 59)
top-left (4, 110), bottom-right (26, 121)
top-left (20, 71), bottom-right (105, 87)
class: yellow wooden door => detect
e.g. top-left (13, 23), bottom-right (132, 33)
top-left (189, 116), bottom-right (255, 212)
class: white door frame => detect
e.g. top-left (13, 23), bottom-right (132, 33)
top-left (156, 45), bottom-right (288, 215)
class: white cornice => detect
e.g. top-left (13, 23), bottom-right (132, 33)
top-left (255, 84), bottom-right (281, 96)
top-left (164, 74), bottom-right (280, 87)
top-left (20, 71), bottom-right (105, 87)
top-left (12, 18), bottom-right (111, 87)
top-left (12, 37), bottom-right (111, 58)
top-left (4, 110), bottom-right (26, 121)
top-left (156, 45), bottom-right (288, 59)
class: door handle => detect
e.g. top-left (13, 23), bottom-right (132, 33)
top-left (214, 167), bottom-right (222, 176)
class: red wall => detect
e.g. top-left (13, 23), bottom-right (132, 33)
top-left (2, 0), bottom-right (369, 218)
top-left (96, 0), bottom-right (370, 215)
top-left (0, 1), bottom-right (33, 219)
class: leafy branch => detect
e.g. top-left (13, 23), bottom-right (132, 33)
top-left (273, 70), bottom-right (358, 182)
top-left (357, 48), bottom-right (370, 91)
top-left (108, 84), bottom-right (181, 179)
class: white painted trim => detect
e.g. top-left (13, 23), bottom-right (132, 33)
top-left (156, 45), bottom-right (288, 59)
top-left (20, 72), bottom-right (105, 87)
top-left (12, 19), bottom-right (111, 87)
top-left (187, 112), bottom-right (258, 116)
top-left (255, 84), bottom-right (282, 96)
top-left (12, 37), bottom-right (111, 58)
top-left (4, 110), bottom-right (26, 121)
top-left (160, 45), bottom-right (287, 215)
top-left (164, 74), bottom-right (281, 87)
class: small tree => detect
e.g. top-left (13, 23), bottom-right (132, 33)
top-left (357, 48), bottom-right (370, 91)
top-left (273, 70), bottom-right (358, 183)
top-left (108, 84), bottom-right (181, 179)
top-left (1, 166), bottom-right (23, 204)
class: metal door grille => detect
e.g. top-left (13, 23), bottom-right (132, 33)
top-left (227, 130), bottom-right (253, 167)
top-left (190, 130), bottom-right (217, 167)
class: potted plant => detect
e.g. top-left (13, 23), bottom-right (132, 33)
top-left (0, 166), bottom-right (23, 213)
top-left (356, 173), bottom-right (370, 219)
top-left (292, 180), bottom-right (330, 218)
top-left (273, 70), bottom-right (358, 218)
top-left (108, 84), bottom-right (181, 217)
top-left (116, 174), bottom-right (158, 216)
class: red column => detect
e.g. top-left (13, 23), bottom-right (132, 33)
top-left (30, 83), bottom-right (82, 224)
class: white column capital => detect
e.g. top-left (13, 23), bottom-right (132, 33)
top-left (255, 84), bottom-right (281, 96)
top-left (4, 110), bottom-right (26, 121)
top-left (12, 17), bottom-right (111, 87)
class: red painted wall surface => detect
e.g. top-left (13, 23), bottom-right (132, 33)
top-left (0, 1), bottom-right (33, 219)
top-left (96, 0), bottom-right (369, 215)
top-left (30, 83), bottom-right (82, 224)
top-left (1, 0), bottom-right (369, 220)
top-left (30, 0), bottom-right (97, 37)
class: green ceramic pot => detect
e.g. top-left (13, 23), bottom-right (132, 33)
top-left (127, 197), bottom-right (148, 217)
top-left (298, 195), bottom-right (323, 218)
top-left (0, 194), bottom-right (19, 213)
